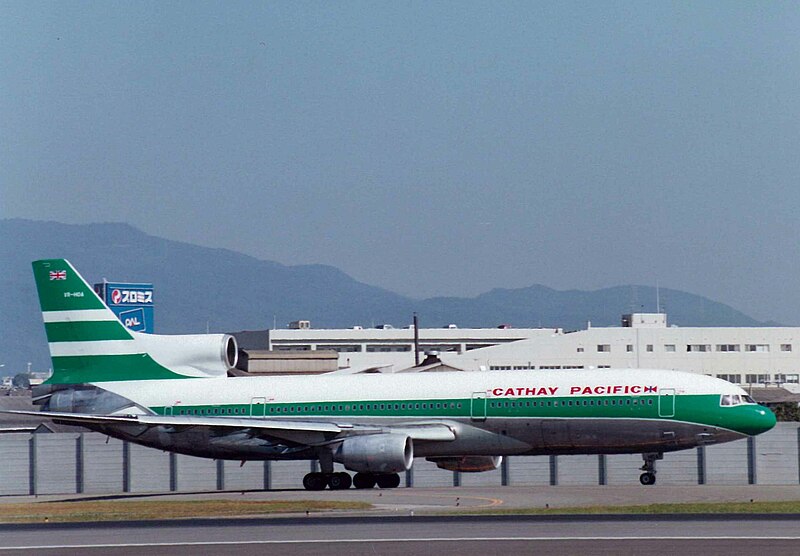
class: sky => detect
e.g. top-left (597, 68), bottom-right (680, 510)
top-left (2, 1), bottom-right (800, 324)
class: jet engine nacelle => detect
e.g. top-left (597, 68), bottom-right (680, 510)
top-left (135, 333), bottom-right (238, 378)
top-left (335, 434), bottom-right (413, 473)
top-left (427, 455), bottom-right (503, 472)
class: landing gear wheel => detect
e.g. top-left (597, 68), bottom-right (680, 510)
top-left (639, 452), bottom-right (662, 486)
top-left (639, 472), bottom-right (656, 486)
top-left (327, 472), bottom-right (352, 490)
top-left (376, 473), bottom-right (401, 489)
top-left (303, 472), bottom-right (327, 491)
top-left (353, 473), bottom-right (377, 489)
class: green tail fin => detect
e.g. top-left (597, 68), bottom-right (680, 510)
top-left (33, 259), bottom-right (187, 384)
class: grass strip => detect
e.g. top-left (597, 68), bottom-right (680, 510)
top-left (471, 500), bottom-right (800, 515)
top-left (0, 499), bottom-right (372, 523)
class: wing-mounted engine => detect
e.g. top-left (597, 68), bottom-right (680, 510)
top-left (334, 434), bottom-right (413, 473)
top-left (134, 333), bottom-right (238, 378)
top-left (427, 455), bottom-right (502, 472)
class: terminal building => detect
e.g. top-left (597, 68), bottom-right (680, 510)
top-left (241, 313), bottom-right (800, 392)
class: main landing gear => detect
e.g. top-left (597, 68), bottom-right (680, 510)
top-left (639, 452), bottom-right (663, 486)
top-left (301, 471), bottom-right (401, 490)
top-left (302, 452), bottom-right (401, 490)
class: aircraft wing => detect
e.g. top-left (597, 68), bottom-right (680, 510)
top-left (0, 426), bottom-right (39, 434)
top-left (1, 410), bottom-right (456, 446)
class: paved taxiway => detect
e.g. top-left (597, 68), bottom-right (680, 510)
top-left (1, 515), bottom-right (799, 555)
top-left (8, 485), bottom-right (800, 513)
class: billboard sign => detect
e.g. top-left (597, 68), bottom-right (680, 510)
top-left (93, 282), bottom-right (154, 333)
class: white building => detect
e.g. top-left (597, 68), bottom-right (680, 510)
top-left (261, 314), bottom-right (800, 391)
top-left (265, 325), bottom-right (560, 371)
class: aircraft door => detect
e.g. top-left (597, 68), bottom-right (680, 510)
top-left (250, 397), bottom-right (266, 418)
top-left (658, 388), bottom-right (676, 418)
top-left (470, 392), bottom-right (487, 422)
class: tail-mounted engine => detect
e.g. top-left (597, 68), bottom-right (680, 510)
top-left (136, 333), bottom-right (238, 378)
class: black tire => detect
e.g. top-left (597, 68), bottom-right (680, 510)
top-left (303, 472), bottom-right (327, 491)
top-left (376, 473), bottom-right (401, 489)
top-left (328, 472), bottom-right (352, 490)
top-left (353, 473), bottom-right (377, 489)
top-left (639, 472), bottom-right (656, 486)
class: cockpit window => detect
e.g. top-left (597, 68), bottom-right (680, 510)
top-left (721, 394), bottom-right (755, 406)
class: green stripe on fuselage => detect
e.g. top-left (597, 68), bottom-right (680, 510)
top-left (45, 321), bottom-right (133, 342)
top-left (48, 354), bottom-right (190, 384)
top-left (148, 393), bottom-right (771, 436)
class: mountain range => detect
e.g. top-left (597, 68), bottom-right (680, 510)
top-left (0, 218), bottom-right (775, 375)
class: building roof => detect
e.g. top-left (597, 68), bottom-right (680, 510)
top-left (747, 387), bottom-right (800, 404)
top-left (243, 350), bottom-right (337, 360)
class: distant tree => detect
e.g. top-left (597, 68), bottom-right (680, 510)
top-left (11, 373), bottom-right (30, 389)
top-left (771, 402), bottom-right (800, 422)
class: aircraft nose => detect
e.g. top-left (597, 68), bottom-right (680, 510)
top-left (747, 405), bottom-right (777, 435)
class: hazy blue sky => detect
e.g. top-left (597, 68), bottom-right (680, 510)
top-left (3, 2), bottom-right (800, 323)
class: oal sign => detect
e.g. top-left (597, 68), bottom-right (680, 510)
top-left (118, 307), bottom-right (147, 332)
top-left (94, 281), bottom-right (154, 333)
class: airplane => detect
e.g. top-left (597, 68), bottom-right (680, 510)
top-left (7, 259), bottom-right (776, 490)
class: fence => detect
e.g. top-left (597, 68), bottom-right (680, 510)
top-left (1, 423), bottom-right (798, 496)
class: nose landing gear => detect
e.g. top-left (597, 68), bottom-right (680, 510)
top-left (639, 452), bottom-right (662, 485)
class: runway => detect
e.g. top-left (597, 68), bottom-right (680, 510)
top-left (1, 515), bottom-right (799, 555)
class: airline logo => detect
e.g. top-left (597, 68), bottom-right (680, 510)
top-left (570, 385), bottom-right (657, 395)
top-left (492, 387), bottom-right (559, 397)
top-left (490, 384), bottom-right (658, 397)
top-left (49, 270), bottom-right (67, 280)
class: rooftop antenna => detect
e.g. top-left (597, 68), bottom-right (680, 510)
top-left (413, 312), bottom-right (420, 366)
top-left (656, 280), bottom-right (661, 314)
